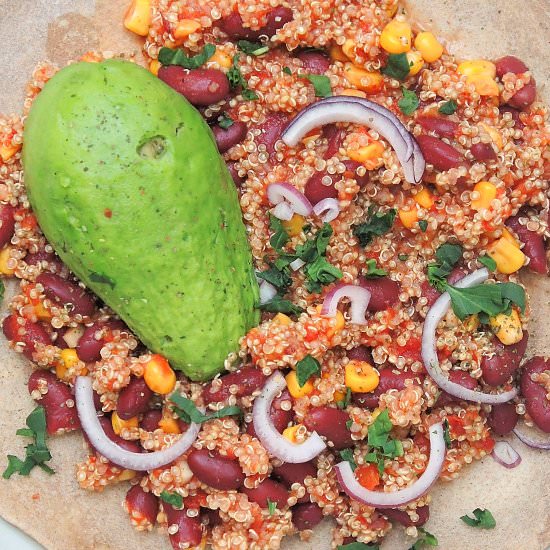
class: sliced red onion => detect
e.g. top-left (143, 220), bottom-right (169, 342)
top-left (259, 280), bottom-right (278, 304)
top-left (491, 441), bottom-right (522, 468)
top-left (313, 198), bottom-right (340, 223)
top-left (281, 97), bottom-right (425, 184)
top-left (335, 422), bottom-right (445, 508)
top-left (513, 422), bottom-right (550, 450)
top-left (320, 284), bottom-right (371, 325)
top-left (252, 371), bottom-right (326, 463)
top-left (422, 268), bottom-right (518, 404)
top-left (267, 182), bottom-right (313, 220)
top-left (290, 258), bottom-right (306, 271)
top-left (75, 376), bottom-right (200, 470)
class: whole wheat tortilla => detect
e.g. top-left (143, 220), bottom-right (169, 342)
top-left (0, 1), bottom-right (548, 548)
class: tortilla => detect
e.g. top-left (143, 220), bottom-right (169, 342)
top-left (0, 1), bottom-right (548, 548)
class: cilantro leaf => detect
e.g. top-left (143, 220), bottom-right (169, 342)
top-left (267, 498), bottom-right (277, 515)
top-left (353, 207), bottom-right (396, 247)
top-left (296, 355), bottom-right (321, 387)
top-left (460, 508), bottom-right (496, 529)
top-left (242, 88), bottom-right (259, 101)
top-left (257, 265), bottom-right (292, 292)
top-left (227, 55), bottom-right (258, 100)
top-left (381, 53), bottom-right (410, 81)
top-left (336, 387), bottom-right (352, 409)
top-left (479, 255), bottom-right (497, 271)
top-left (171, 395), bottom-right (242, 423)
top-left (398, 254), bottom-right (409, 261)
top-left (365, 410), bottom-right (403, 475)
top-left (295, 223), bottom-right (333, 262)
top-left (269, 214), bottom-right (290, 251)
top-left (499, 282), bottom-right (526, 313)
top-left (218, 114), bottom-right (234, 130)
top-left (2, 455), bottom-right (25, 479)
top-left (427, 243), bottom-right (463, 291)
top-left (367, 409), bottom-right (393, 447)
top-left (237, 40), bottom-right (269, 56)
top-left (158, 44), bottom-right (216, 69)
top-left (302, 74), bottom-right (332, 97)
top-left (443, 419), bottom-right (451, 449)
top-left (283, 66), bottom-right (292, 75)
top-left (364, 259), bottom-right (387, 278)
top-left (398, 87), bottom-right (419, 116)
top-left (160, 490), bottom-right (183, 509)
top-left (418, 220), bottom-right (428, 232)
top-left (337, 544), bottom-right (380, 550)
top-left (304, 256), bottom-right (342, 293)
top-left (409, 528), bottom-right (438, 549)
top-left (439, 99), bottom-right (458, 115)
top-left (339, 448), bottom-right (357, 471)
top-left (258, 297), bottom-right (304, 315)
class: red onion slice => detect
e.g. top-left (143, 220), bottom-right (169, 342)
top-left (281, 97), bottom-right (425, 184)
top-left (259, 280), bottom-right (278, 304)
top-left (422, 268), bottom-right (518, 404)
top-left (335, 422), bottom-right (445, 508)
top-left (267, 182), bottom-right (313, 220)
top-left (513, 422), bottom-right (550, 450)
top-left (75, 376), bottom-right (200, 471)
top-left (320, 284), bottom-right (371, 325)
top-left (491, 441), bottom-right (522, 468)
top-left (252, 371), bottom-right (326, 463)
top-left (313, 198), bottom-right (340, 222)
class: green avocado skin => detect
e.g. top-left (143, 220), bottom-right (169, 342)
top-left (23, 59), bottom-right (259, 381)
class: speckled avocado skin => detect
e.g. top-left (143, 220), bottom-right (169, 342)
top-left (23, 59), bottom-right (259, 381)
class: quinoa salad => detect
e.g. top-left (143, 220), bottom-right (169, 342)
top-left (1, 1), bottom-right (549, 549)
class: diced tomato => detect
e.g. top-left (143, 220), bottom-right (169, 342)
top-left (472, 436), bottom-right (495, 453)
top-left (355, 463), bottom-right (380, 490)
top-left (447, 415), bottom-right (466, 437)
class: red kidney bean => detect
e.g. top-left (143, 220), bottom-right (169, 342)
top-left (499, 106), bottom-right (525, 130)
top-left (218, 12), bottom-right (261, 40)
top-left (212, 121), bottom-right (248, 153)
top-left (296, 50), bottom-right (331, 75)
top-left (470, 142), bottom-right (497, 162)
top-left (247, 389), bottom-right (293, 437)
top-left (487, 403), bottom-right (518, 435)
top-left (0, 204), bottom-right (15, 248)
top-left (272, 460), bottom-right (315, 503)
top-left (347, 345), bottom-right (373, 363)
top-left (436, 370), bottom-right (479, 407)
top-left (495, 56), bottom-right (529, 78)
top-left (164, 504), bottom-right (203, 550)
top-left (187, 449), bottom-right (244, 490)
top-left (202, 508), bottom-right (221, 528)
top-left (262, 7), bottom-right (293, 37)
top-left (76, 320), bottom-right (127, 362)
top-left (242, 478), bottom-right (289, 509)
top-left (304, 171), bottom-right (338, 205)
top-left (140, 409), bottom-right (162, 431)
top-left (506, 214), bottom-right (547, 275)
top-left (508, 79), bottom-right (537, 110)
top-left (158, 66), bottom-right (230, 106)
top-left (323, 125), bottom-right (345, 159)
top-left (95, 416), bottom-right (142, 453)
top-left (27, 370), bottom-right (80, 434)
top-left (416, 135), bottom-right (464, 171)
top-left (125, 485), bottom-right (159, 526)
top-left (358, 276), bottom-right (400, 312)
top-left (303, 406), bottom-right (353, 450)
top-left (117, 377), bottom-right (153, 420)
top-left (447, 266), bottom-right (467, 285)
top-left (420, 280), bottom-right (441, 307)
top-left (382, 505), bottom-right (429, 527)
top-left (292, 502), bottom-right (323, 531)
top-left (342, 160), bottom-right (369, 188)
top-left (36, 273), bottom-right (96, 317)
top-left (255, 112), bottom-right (290, 156)
top-left (416, 114), bottom-right (459, 139)
top-left (481, 333), bottom-right (529, 387)
top-left (3, 314), bottom-right (52, 360)
top-left (202, 366), bottom-right (266, 404)
top-left (24, 250), bottom-right (65, 273)
top-left (226, 161), bottom-right (245, 186)
top-left (520, 356), bottom-right (550, 433)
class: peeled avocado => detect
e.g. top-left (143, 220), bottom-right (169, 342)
top-left (23, 59), bottom-right (259, 381)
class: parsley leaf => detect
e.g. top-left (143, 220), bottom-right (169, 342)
top-left (418, 220), bottom-right (428, 232)
top-left (302, 74), bottom-right (332, 97)
top-left (158, 44), bottom-right (216, 69)
top-left (337, 542), bottom-right (380, 550)
top-left (0, 279), bottom-right (4, 300)
top-left (296, 355), bottom-right (321, 387)
top-left (257, 264), bottom-right (292, 292)
top-left (443, 419), bottom-right (451, 449)
top-left (409, 528), bottom-right (438, 549)
top-left (242, 88), bottom-right (259, 101)
top-left (218, 114), bottom-right (234, 130)
top-left (364, 259), bottom-right (387, 278)
top-left (269, 214), bottom-right (290, 251)
top-left (439, 99), bottom-right (458, 115)
top-left (336, 387), bottom-right (352, 409)
top-left (353, 206), bottom-right (397, 247)
top-left (479, 255), bottom-right (497, 271)
top-left (460, 508), bottom-right (496, 529)
top-left (427, 243), bottom-right (463, 291)
top-left (381, 53), bottom-right (410, 81)
top-left (365, 410), bottom-right (403, 476)
top-left (398, 87), bottom-right (419, 116)
top-left (258, 297), bottom-right (304, 315)
top-left (171, 395), bottom-right (242, 424)
top-left (227, 55), bottom-right (258, 100)
top-left (237, 40), bottom-right (269, 56)
top-left (339, 448), bottom-right (357, 471)
top-left (267, 499), bottom-right (277, 515)
top-left (283, 66), bottom-right (292, 75)
top-left (160, 490), bottom-right (183, 509)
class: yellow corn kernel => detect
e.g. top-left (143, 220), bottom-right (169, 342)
top-left (413, 188), bottom-right (434, 209)
top-left (173, 19), bottom-right (201, 41)
top-left (149, 59), bottom-right (161, 76)
top-left (480, 123), bottom-right (503, 150)
top-left (348, 141), bottom-right (385, 169)
top-left (282, 424), bottom-right (301, 443)
top-left (463, 314), bottom-right (480, 332)
top-left (501, 227), bottom-right (520, 248)
top-left (471, 181), bottom-right (497, 210)
top-left (124, 0), bottom-right (152, 36)
top-left (112, 411), bottom-right (139, 435)
top-left (286, 371), bottom-right (314, 398)
top-left (345, 360), bottom-right (380, 393)
top-left (118, 469), bottom-right (137, 481)
top-left (206, 49), bottom-right (233, 70)
top-left (34, 302), bottom-right (52, 321)
top-left (0, 144), bottom-right (21, 163)
top-left (406, 50), bottom-right (424, 76)
top-left (457, 59), bottom-right (497, 79)
top-left (371, 407), bottom-right (382, 421)
top-left (414, 32), bottom-right (444, 63)
top-left (273, 313), bottom-right (292, 326)
top-left (329, 45), bottom-right (348, 63)
top-left (398, 207), bottom-right (419, 229)
top-left (489, 309), bottom-right (523, 345)
top-left (282, 214), bottom-right (305, 237)
top-left (0, 246), bottom-right (15, 275)
top-left (468, 74), bottom-right (499, 97)
top-left (143, 354), bottom-right (177, 394)
top-left (379, 19), bottom-right (412, 54)
top-left (340, 88), bottom-right (367, 98)
top-left (159, 416), bottom-right (181, 434)
top-left (343, 64), bottom-right (384, 94)
top-left (342, 39), bottom-right (356, 60)
top-left (333, 389), bottom-right (347, 402)
top-left (487, 237), bottom-right (526, 274)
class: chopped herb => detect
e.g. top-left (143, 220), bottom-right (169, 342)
top-left (409, 528), bottom-right (438, 549)
top-left (269, 214), bottom-right (290, 251)
top-left (346, 419), bottom-right (353, 430)
top-left (337, 542), bottom-right (380, 550)
top-left (295, 355), bottom-right (321, 387)
top-left (227, 55), bottom-right (258, 100)
top-left (418, 220), bottom-right (428, 232)
top-left (443, 419), bottom-right (451, 449)
top-left (381, 52), bottom-right (410, 81)
top-left (364, 259), bottom-right (387, 278)
top-left (336, 387), bottom-right (352, 409)
top-left (158, 44), bottom-right (216, 69)
top-left (364, 410), bottom-right (403, 476)
top-left (160, 490), bottom-right (183, 509)
top-left (267, 499), bottom-right (277, 515)
top-left (218, 114), bottom-right (234, 130)
top-left (258, 297), bottom-right (304, 315)
top-left (398, 87), bottom-right (419, 116)
top-left (439, 99), bottom-right (458, 115)
top-left (479, 255), bottom-right (497, 271)
top-left (283, 66), bottom-right (292, 75)
top-left (242, 88), bottom-right (259, 101)
top-left (0, 279), bottom-right (4, 300)
top-left (171, 394), bottom-right (242, 424)
top-left (295, 223), bottom-right (332, 262)
top-left (339, 448), bottom-right (357, 471)
top-left (237, 40), bottom-right (269, 56)
top-left (353, 206), bottom-right (397, 247)
top-left (427, 243), bottom-right (463, 291)
top-left (398, 254), bottom-right (409, 261)
top-left (460, 508), bottom-right (496, 529)
top-left (302, 74), bottom-right (332, 98)
top-left (257, 264), bottom-right (292, 292)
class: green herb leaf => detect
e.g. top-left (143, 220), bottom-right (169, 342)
top-left (336, 387), bottom-right (352, 409)
top-left (257, 265), bottom-right (292, 292)
top-left (418, 220), bottom-right (428, 232)
top-left (242, 88), bottom-right (259, 101)
top-left (258, 297), bottom-right (304, 315)
top-left (439, 99), bottom-right (458, 115)
top-left (364, 410), bottom-right (403, 475)
top-left (398, 87), bottom-right (419, 116)
top-left (267, 498), bottom-right (277, 515)
top-left (398, 254), bottom-right (409, 261)
top-left (364, 259), bottom-right (387, 278)
top-left (302, 74), bottom-right (332, 97)
top-left (339, 449), bottom-right (357, 471)
top-left (364, 451), bottom-right (386, 476)
top-left (160, 490), bottom-right (183, 509)
top-left (295, 355), bottom-right (321, 387)
top-left (237, 40), bottom-right (269, 56)
top-left (409, 528), bottom-right (438, 549)
top-left (460, 508), bottom-right (496, 529)
top-left (283, 66), bottom-right (292, 75)
top-left (304, 256), bottom-right (343, 294)
top-left (353, 207), bottom-right (397, 247)
top-left (443, 419), bottom-right (451, 449)
top-left (337, 543), bottom-right (380, 550)
top-left (269, 214), bottom-right (290, 251)
top-left (346, 419), bottom-right (353, 430)
top-left (0, 279), bottom-right (4, 300)
top-left (427, 243), bottom-right (463, 291)
top-left (218, 114), bottom-right (234, 130)
top-left (171, 395), bottom-right (242, 424)
top-left (2, 456), bottom-right (25, 479)
top-left (15, 428), bottom-right (34, 438)
top-left (227, 54), bottom-right (258, 100)
top-left (158, 44), bottom-right (216, 69)
top-left (381, 53), bottom-right (410, 81)
top-left (479, 256), bottom-right (497, 271)
top-left (295, 223), bottom-right (333, 262)
top-left (499, 282), bottom-right (526, 313)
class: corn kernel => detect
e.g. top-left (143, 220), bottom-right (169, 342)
top-left (149, 59), bottom-right (161, 76)
top-left (273, 313), bottom-right (292, 325)
top-left (348, 141), bottom-right (385, 169)
top-left (282, 214), bottom-right (305, 237)
top-left (0, 246), bottom-right (15, 275)
top-left (463, 314), bottom-right (480, 332)
top-left (344, 64), bottom-right (384, 94)
top-left (487, 237), bottom-right (526, 274)
top-left (34, 302), bottom-right (52, 321)
top-left (457, 59), bottom-right (497, 79)
top-left (471, 181), bottom-right (497, 210)
top-left (489, 309), bottom-right (523, 345)
top-left (124, 0), bottom-right (152, 36)
top-left (480, 123), bottom-right (503, 150)
top-left (345, 361), bottom-right (380, 393)
top-left (286, 371), bottom-right (314, 398)
top-left (468, 74), bottom-right (500, 96)
top-left (56, 348), bottom-right (79, 379)
top-left (159, 417), bottom-right (181, 434)
top-left (333, 389), bottom-right (347, 402)
top-left (340, 88), bottom-right (367, 98)
top-left (0, 144), bottom-right (21, 163)
top-left (501, 227), bottom-right (520, 248)
top-left (173, 19), bottom-right (201, 41)
top-left (342, 39), bottom-right (356, 60)
top-left (371, 407), bottom-right (382, 421)
top-left (413, 187), bottom-right (434, 209)
top-left (143, 354), bottom-right (177, 394)
top-left (282, 424), bottom-right (302, 443)
top-left (414, 32), bottom-right (444, 63)
top-left (406, 50), bottom-right (424, 76)
top-left (398, 207), bottom-right (419, 229)
top-left (380, 19), bottom-right (412, 54)
top-left (206, 49), bottom-right (233, 70)
top-left (329, 45), bottom-right (348, 62)
top-left (118, 469), bottom-right (137, 481)
top-left (112, 411), bottom-right (139, 435)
